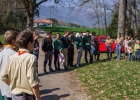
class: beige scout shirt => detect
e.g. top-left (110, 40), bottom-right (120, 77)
top-left (106, 39), bottom-right (112, 46)
top-left (1, 49), bottom-right (40, 95)
top-left (116, 37), bottom-right (123, 44)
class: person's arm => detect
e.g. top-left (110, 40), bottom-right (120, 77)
top-left (1, 59), bottom-right (10, 86)
top-left (27, 58), bottom-right (40, 100)
top-left (41, 38), bottom-right (47, 54)
top-left (32, 84), bottom-right (41, 100)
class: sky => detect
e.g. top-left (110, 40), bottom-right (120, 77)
top-left (36, 0), bottom-right (119, 27)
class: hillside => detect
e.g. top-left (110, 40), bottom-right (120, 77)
top-left (35, 5), bottom-right (95, 28)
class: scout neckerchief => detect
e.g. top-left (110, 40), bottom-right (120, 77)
top-left (3, 44), bottom-right (17, 51)
top-left (18, 50), bottom-right (26, 56)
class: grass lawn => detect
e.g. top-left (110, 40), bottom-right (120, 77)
top-left (39, 26), bottom-right (104, 36)
top-left (75, 53), bottom-right (140, 100)
top-left (0, 34), bottom-right (4, 44)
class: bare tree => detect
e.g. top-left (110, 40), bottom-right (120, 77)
top-left (131, 0), bottom-right (138, 36)
top-left (117, 0), bottom-right (127, 38)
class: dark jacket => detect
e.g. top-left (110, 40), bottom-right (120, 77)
top-left (41, 37), bottom-right (53, 52)
top-left (61, 36), bottom-right (69, 49)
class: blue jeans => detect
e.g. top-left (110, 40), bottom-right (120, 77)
top-left (128, 53), bottom-right (132, 61)
top-left (106, 46), bottom-right (112, 58)
top-left (135, 50), bottom-right (140, 59)
top-left (116, 44), bottom-right (122, 59)
top-left (91, 46), bottom-right (95, 55)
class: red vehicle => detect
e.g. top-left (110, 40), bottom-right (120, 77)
top-left (97, 36), bottom-right (124, 53)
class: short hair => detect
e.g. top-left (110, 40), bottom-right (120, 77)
top-left (86, 30), bottom-right (90, 33)
top-left (79, 31), bottom-right (83, 34)
top-left (69, 31), bottom-right (73, 35)
top-left (4, 30), bottom-right (18, 44)
top-left (33, 31), bottom-right (39, 36)
top-left (16, 30), bottom-right (34, 48)
top-left (46, 31), bottom-right (52, 35)
top-left (92, 31), bottom-right (96, 36)
top-left (64, 30), bottom-right (68, 34)
top-left (56, 33), bottom-right (60, 36)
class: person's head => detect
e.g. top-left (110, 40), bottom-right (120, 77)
top-left (92, 31), bottom-right (96, 37)
top-left (79, 31), bottom-right (83, 37)
top-left (127, 36), bottom-right (131, 40)
top-left (64, 31), bottom-right (69, 37)
top-left (56, 33), bottom-right (60, 39)
top-left (16, 30), bottom-right (34, 51)
top-left (107, 35), bottom-right (110, 39)
top-left (118, 33), bottom-right (121, 38)
top-left (136, 40), bottom-right (139, 44)
top-left (4, 30), bottom-right (18, 46)
top-left (46, 31), bottom-right (52, 38)
top-left (125, 36), bottom-right (128, 40)
top-left (86, 30), bottom-right (90, 36)
top-left (33, 31), bottom-right (39, 40)
top-left (69, 31), bottom-right (74, 37)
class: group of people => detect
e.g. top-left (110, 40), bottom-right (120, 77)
top-left (41, 30), bottom-right (101, 74)
top-left (0, 29), bottom-right (140, 100)
top-left (0, 30), bottom-right (40, 100)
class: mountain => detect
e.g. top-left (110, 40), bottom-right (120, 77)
top-left (34, 5), bottom-right (95, 28)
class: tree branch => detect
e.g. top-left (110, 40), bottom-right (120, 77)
top-left (35, 0), bottom-right (48, 8)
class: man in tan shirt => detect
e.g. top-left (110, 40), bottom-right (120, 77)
top-left (1, 30), bottom-right (40, 100)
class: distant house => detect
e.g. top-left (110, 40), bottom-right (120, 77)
top-left (34, 19), bottom-right (53, 27)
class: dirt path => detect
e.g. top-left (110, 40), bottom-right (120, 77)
top-left (35, 27), bottom-right (91, 100)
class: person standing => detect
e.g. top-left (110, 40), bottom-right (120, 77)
top-left (53, 33), bottom-right (63, 70)
top-left (68, 31), bottom-right (75, 67)
top-left (83, 30), bottom-right (92, 63)
top-left (90, 32), bottom-right (96, 62)
top-left (32, 32), bottom-right (39, 60)
top-left (76, 32), bottom-right (84, 67)
top-left (61, 31), bottom-right (70, 70)
top-left (105, 35), bottom-right (113, 60)
top-left (0, 30), bottom-right (18, 100)
top-left (94, 35), bottom-right (100, 61)
top-left (41, 31), bottom-right (54, 74)
top-left (116, 33), bottom-right (123, 60)
top-left (1, 30), bottom-right (40, 100)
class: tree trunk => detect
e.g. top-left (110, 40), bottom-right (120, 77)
top-left (131, 0), bottom-right (138, 37)
top-left (117, 0), bottom-right (127, 38)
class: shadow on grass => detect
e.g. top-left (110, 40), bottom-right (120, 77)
top-left (41, 94), bottom-right (70, 100)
